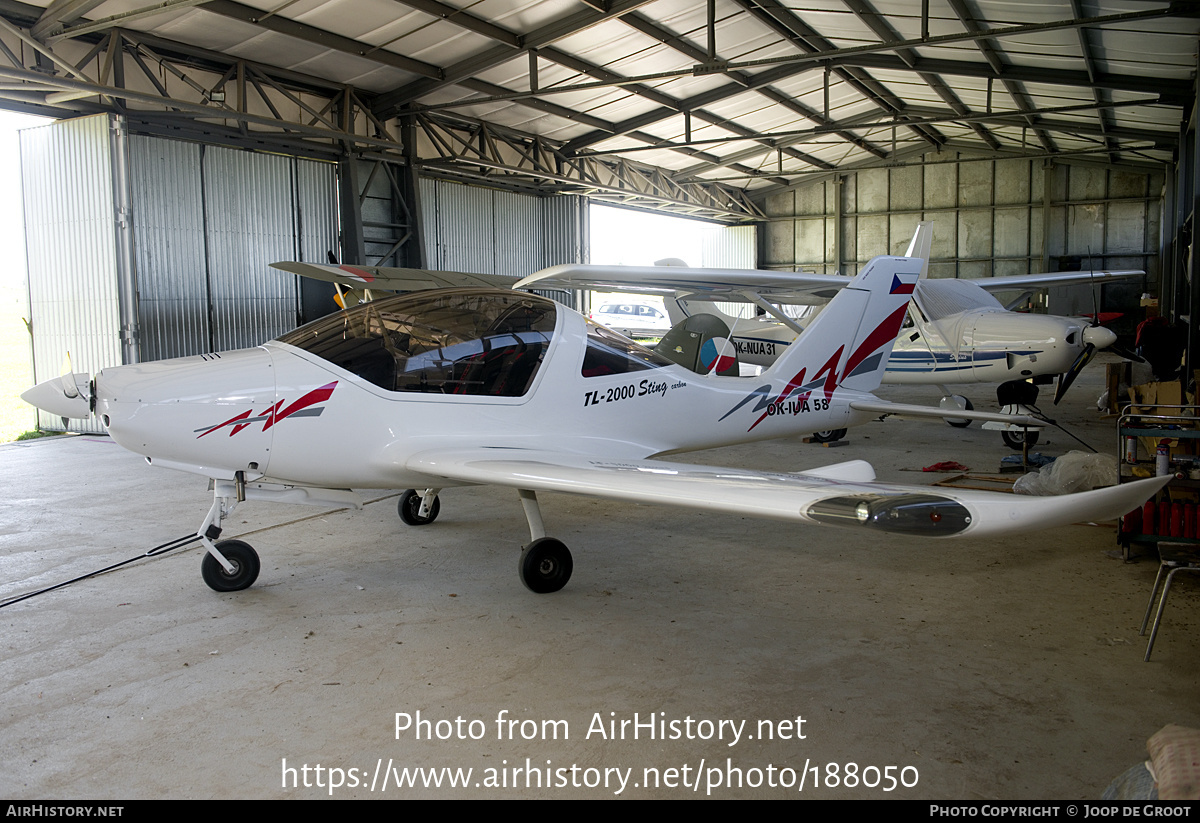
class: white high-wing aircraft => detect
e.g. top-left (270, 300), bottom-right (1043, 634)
top-left (23, 254), bottom-right (1165, 595)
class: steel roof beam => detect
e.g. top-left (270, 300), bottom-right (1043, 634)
top-left (730, 0), bottom-right (943, 150)
top-left (666, 99), bottom-right (1176, 181)
top-left (367, 2), bottom-right (841, 174)
top-left (839, 0), bottom-right (998, 150)
top-left (30, 0), bottom-right (102, 40)
top-left (558, 56), bottom-right (903, 156)
top-left (373, 0), bottom-right (657, 118)
top-left (943, 0), bottom-right (1057, 153)
top-left (822, 53), bottom-right (1189, 100)
top-left (612, 10), bottom-right (888, 163)
top-left (201, 0), bottom-right (444, 81)
top-left (1068, 0), bottom-right (1117, 164)
top-left (385, 0), bottom-right (521, 49)
top-left (536, 47), bottom-right (833, 171)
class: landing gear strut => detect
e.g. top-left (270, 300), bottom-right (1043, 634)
top-left (394, 487), bottom-right (573, 592)
top-left (197, 479), bottom-right (260, 593)
top-left (194, 478), bottom-right (361, 593)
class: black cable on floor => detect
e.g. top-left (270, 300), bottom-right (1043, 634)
top-left (0, 533), bottom-right (200, 610)
top-left (1024, 401), bottom-right (1099, 453)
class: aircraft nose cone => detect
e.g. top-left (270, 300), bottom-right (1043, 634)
top-left (1081, 325), bottom-right (1117, 350)
top-left (21, 374), bottom-right (92, 419)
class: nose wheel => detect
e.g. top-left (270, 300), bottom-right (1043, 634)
top-left (201, 539), bottom-right (260, 592)
top-left (1001, 428), bottom-right (1040, 450)
top-left (398, 489), bottom-right (441, 525)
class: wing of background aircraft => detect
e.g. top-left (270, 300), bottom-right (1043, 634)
top-left (274, 257), bottom-right (1143, 309)
top-left (272, 261), bottom-right (517, 291)
top-left (406, 448), bottom-right (1168, 539)
top-left (970, 269), bottom-right (1145, 293)
top-left (515, 264), bottom-right (1144, 306)
top-left (512, 265), bottom-right (848, 304)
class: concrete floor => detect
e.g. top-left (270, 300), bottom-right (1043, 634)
top-left (1, 361), bottom-right (1197, 799)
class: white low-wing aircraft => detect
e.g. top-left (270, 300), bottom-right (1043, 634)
top-left (23, 254), bottom-right (1165, 595)
top-left (276, 225), bottom-right (1141, 448)
top-left (517, 223), bottom-right (1137, 396)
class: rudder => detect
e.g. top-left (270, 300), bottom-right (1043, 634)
top-left (762, 255), bottom-right (921, 396)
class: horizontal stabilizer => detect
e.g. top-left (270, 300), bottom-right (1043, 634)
top-left (849, 399), bottom-right (1045, 428)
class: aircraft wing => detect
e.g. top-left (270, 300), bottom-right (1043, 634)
top-left (514, 264), bottom-right (849, 304)
top-left (970, 269), bottom-right (1144, 293)
top-left (516, 264), bottom-right (1144, 305)
top-left (274, 259), bottom-right (1143, 308)
top-left (406, 448), bottom-right (1166, 538)
top-left (271, 261), bottom-right (518, 291)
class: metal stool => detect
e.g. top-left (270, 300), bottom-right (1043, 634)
top-left (1139, 541), bottom-right (1200, 661)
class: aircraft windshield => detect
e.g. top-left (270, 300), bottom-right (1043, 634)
top-left (278, 289), bottom-right (556, 397)
top-left (913, 278), bottom-right (1003, 320)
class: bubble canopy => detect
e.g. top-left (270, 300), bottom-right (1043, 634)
top-left (277, 289), bottom-right (557, 397)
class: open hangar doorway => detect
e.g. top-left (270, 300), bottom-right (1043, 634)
top-left (585, 204), bottom-right (757, 343)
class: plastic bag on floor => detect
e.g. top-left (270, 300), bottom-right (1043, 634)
top-left (1012, 451), bottom-right (1117, 496)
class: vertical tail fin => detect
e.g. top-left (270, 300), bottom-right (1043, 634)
top-left (904, 222), bottom-right (933, 280)
top-left (762, 255), bottom-right (921, 395)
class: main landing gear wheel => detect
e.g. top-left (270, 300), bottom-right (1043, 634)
top-left (519, 537), bottom-right (573, 594)
top-left (941, 395), bottom-right (974, 428)
top-left (1002, 429), bottom-right (1040, 450)
top-left (201, 539), bottom-right (260, 592)
top-left (811, 429), bottom-right (847, 443)
top-left (398, 489), bottom-right (440, 525)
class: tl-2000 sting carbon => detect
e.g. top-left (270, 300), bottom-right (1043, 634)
top-left (583, 378), bottom-right (682, 406)
top-left (23, 254), bottom-right (1166, 595)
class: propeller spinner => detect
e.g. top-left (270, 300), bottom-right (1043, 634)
top-left (21, 353), bottom-right (94, 421)
top-left (1053, 326), bottom-right (1116, 405)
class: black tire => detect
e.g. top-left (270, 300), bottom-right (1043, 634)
top-left (398, 489), bottom-right (440, 525)
top-left (519, 538), bottom-right (573, 594)
top-left (811, 429), bottom-right (847, 443)
top-left (945, 396), bottom-right (974, 428)
top-left (201, 539), bottom-right (260, 592)
top-left (1001, 429), bottom-right (1040, 450)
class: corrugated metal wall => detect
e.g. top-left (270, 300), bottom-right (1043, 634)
top-left (703, 224), bottom-right (758, 319)
top-left (129, 140), bottom-right (336, 356)
top-left (760, 157), bottom-right (1161, 285)
top-left (21, 115), bottom-right (122, 433)
top-left (702, 224), bottom-right (756, 269)
top-left (128, 136), bottom-right (208, 361)
top-left (23, 116), bottom-right (338, 430)
top-left (419, 178), bottom-right (587, 290)
top-left (758, 156), bottom-right (1160, 329)
top-left (203, 148), bottom-right (300, 351)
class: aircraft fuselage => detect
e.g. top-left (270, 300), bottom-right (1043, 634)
top-left (93, 291), bottom-right (880, 491)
